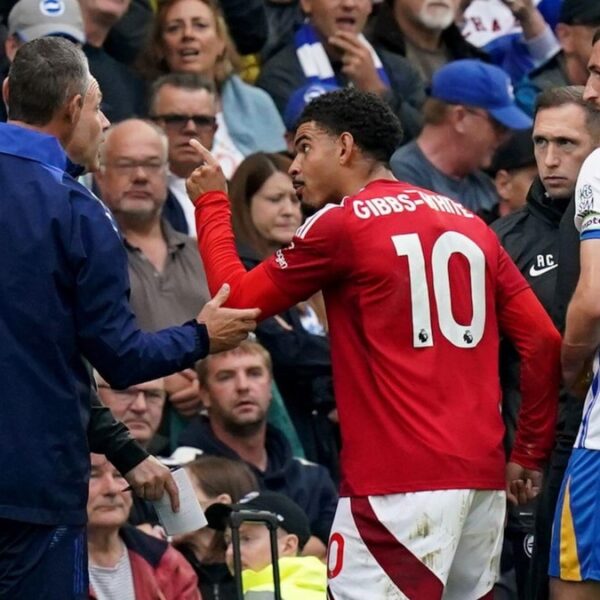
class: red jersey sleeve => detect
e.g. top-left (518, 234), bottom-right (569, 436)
top-left (495, 243), bottom-right (560, 469)
top-left (262, 202), bottom-right (348, 299)
top-left (194, 191), bottom-right (345, 319)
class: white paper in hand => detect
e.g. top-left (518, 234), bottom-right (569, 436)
top-left (152, 467), bottom-right (207, 536)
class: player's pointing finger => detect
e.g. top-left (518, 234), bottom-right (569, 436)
top-left (189, 138), bottom-right (219, 167)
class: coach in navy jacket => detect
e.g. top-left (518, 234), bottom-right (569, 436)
top-left (0, 39), bottom-right (255, 536)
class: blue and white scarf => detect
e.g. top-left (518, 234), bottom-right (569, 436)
top-left (294, 21), bottom-right (390, 88)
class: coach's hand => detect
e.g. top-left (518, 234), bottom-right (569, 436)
top-left (186, 139), bottom-right (227, 202)
top-left (124, 456), bottom-right (180, 512)
top-left (197, 284), bottom-right (260, 353)
top-left (505, 461), bottom-right (542, 506)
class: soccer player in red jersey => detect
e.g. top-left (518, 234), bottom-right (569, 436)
top-left (186, 88), bottom-right (561, 599)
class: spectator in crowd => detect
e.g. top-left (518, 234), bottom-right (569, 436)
top-left (229, 151), bottom-right (339, 478)
top-left (206, 492), bottom-right (327, 599)
top-left (138, 0), bottom-right (286, 178)
top-left (0, 38), bottom-right (258, 597)
top-left (488, 128), bottom-right (537, 220)
top-left (515, 0), bottom-right (600, 115)
top-left (87, 453), bottom-right (201, 600)
top-left (106, 0), bottom-right (268, 71)
top-left (493, 85), bottom-right (600, 598)
top-left (95, 118), bottom-right (212, 446)
top-left (391, 59), bottom-right (531, 214)
top-left (79, 0), bottom-right (146, 121)
top-left (459, 0), bottom-right (560, 82)
top-left (178, 340), bottom-right (338, 558)
top-left (549, 34), bottom-right (600, 600)
top-left (148, 73), bottom-right (218, 235)
top-left (368, 0), bottom-right (487, 84)
top-left (188, 86), bottom-right (561, 598)
top-left (256, 0), bottom-right (426, 142)
top-left (0, 0), bottom-right (86, 121)
top-left (95, 118), bottom-right (210, 335)
top-left (96, 375), bottom-right (169, 455)
top-left (175, 456), bottom-right (259, 600)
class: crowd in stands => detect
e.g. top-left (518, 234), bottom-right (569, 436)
top-left (1, 0), bottom-right (599, 597)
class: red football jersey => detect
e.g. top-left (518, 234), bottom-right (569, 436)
top-left (194, 180), bottom-right (558, 497)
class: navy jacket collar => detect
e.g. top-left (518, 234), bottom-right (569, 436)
top-left (0, 122), bottom-right (67, 171)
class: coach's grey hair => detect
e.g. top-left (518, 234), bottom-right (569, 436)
top-left (7, 37), bottom-right (89, 126)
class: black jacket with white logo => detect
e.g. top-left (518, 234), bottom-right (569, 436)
top-left (493, 177), bottom-right (566, 315)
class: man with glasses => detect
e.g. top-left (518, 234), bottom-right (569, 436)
top-left (391, 59), bottom-right (532, 217)
top-left (96, 376), bottom-right (168, 454)
top-left (94, 118), bottom-right (210, 427)
top-left (148, 72), bottom-right (219, 237)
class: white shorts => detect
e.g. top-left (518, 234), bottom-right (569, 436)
top-left (326, 489), bottom-right (506, 600)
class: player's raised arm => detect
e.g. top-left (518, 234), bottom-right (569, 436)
top-left (186, 140), bottom-right (338, 319)
top-left (497, 271), bottom-right (561, 465)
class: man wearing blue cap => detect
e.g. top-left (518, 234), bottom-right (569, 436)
top-left (391, 59), bottom-right (532, 216)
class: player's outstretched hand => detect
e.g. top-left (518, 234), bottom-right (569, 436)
top-left (505, 461), bottom-right (542, 506)
top-left (124, 455), bottom-right (180, 512)
top-left (185, 138), bottom-right (227, 203)
top-left (197, 284), bottom-right (260, 354)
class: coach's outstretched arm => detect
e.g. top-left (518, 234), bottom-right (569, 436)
top-left (75, 186), bottom-right (260, 389)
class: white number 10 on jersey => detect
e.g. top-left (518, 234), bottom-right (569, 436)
top-left (392, 231), bottom-right (486, 349)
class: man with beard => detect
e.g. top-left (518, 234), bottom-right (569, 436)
top-left (368, 0), bottom-right (487, 84)
top-left (177, 340), bottom-right (338, 559)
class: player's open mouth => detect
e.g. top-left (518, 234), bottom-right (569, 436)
top-left (292, 181), bottom-right (304, 198)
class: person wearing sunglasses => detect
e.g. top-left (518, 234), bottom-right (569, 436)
top-left (148, 72), bottom-right (219, 237)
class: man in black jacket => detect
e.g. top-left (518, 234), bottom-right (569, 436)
top-left (493, 85), bottom-right (600, 598)
top-left (177, 339), bottom-right (338, 559)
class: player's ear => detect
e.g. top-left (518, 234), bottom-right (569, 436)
top-left (338, 132), bottom-right (355, 166)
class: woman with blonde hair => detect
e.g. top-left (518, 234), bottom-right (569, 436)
top-left (139, 0), bottom-right (286, 177)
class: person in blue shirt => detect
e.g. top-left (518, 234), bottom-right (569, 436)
top-left (0, 37), bottom-right (259, 600)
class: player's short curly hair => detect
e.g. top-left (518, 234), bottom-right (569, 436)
top-left (296, 88), bottom-right (403, 164)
